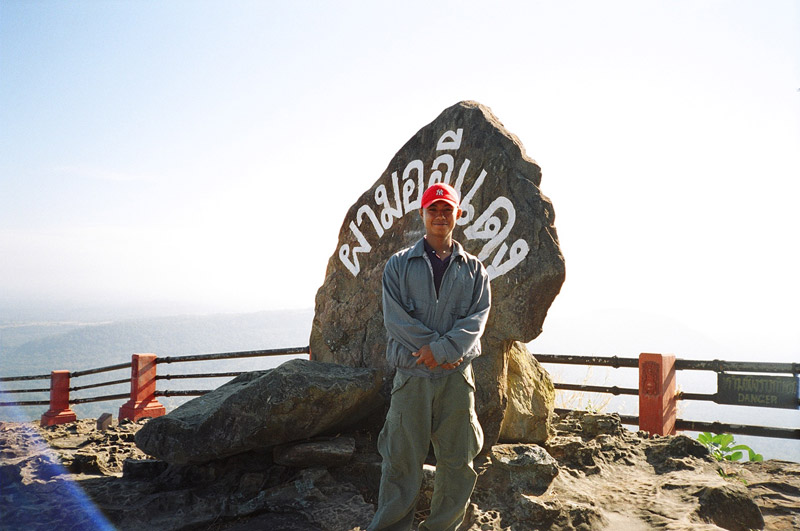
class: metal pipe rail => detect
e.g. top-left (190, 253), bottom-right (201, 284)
top-left (71, 362), bottom-right (131, 378)
top-left (156, 390), bottom-right (212, 397)
top-left (1, 399), bottom-right (51, 407)
top-left (1, 387), bottom-right (51, 394)
top-left (553, 383), bottom-right (638, 396)
top-left (674, 419), bottom-right (800, 440)
top-left (553, 408), bottom-right (800, 440)
top-left (71, 393), bottom-right (131, 405)
top-left (534, 354), bottom-right (639, 368)
top-left (675, 359), bottom-right (800, 374)
top-left (157, 347), bottom-right (309, 364)
top-left (157, 372), bottom-right (245, 380)
top-left (71, 378), bottom-right (130, 392)
top-left (536, 353), bottom-right (800, 375)
top-left (0, 373), bottom-right (51, 382)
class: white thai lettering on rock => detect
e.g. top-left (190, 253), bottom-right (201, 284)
top-left (339, 221), bottom-right (371, 277)
top-left (402, 159), bottom-right (425, 213)
top-left (357, 204), bottom-right (384, 238)
top-left (436, 128), bottom-right (463, 151)
top-left (339, 128), bottom-right (530, 279)
top-left (455, 165), bottom-right (486, 228)
top-left (463, 196), bottom-right (515, 261)
top-left (375, 172), bottom-right (403, 230)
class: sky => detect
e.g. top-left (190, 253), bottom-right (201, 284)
top-left (1, 1), bottom-right (798, 362)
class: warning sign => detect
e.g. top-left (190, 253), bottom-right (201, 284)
top-left (717, 373), bottom-right (799, 409)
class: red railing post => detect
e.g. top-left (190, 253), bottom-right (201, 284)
top-left (638, 352), bottom-right (677, 436)
top-left (118, 353), bottom-right (166, 421)
top-left (40, 370), bottom-right (77, 426)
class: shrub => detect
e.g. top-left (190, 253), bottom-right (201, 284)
top-left (697, 432), bottom-right (763, 462)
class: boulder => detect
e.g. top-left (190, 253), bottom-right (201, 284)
top-left (471, 336), bottom-right (509, 450)
top-left (498, 342), bottom-right (554, 444)
top-left (135, 359), bottom-right (382, 464)
top-left (310, 101), bottom-right (565, 447)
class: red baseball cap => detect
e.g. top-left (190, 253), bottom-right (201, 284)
top-left (421, 183), bottom-right (460, 210)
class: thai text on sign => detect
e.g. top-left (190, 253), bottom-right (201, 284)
top-left (717, 373), bottom-right (799, 409)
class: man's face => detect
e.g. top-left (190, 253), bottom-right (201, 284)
top-left (420, 201), bottom-right (461, 239)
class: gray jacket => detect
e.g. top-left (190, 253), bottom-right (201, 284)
top-left (382, 238), bottom-right (491, 378)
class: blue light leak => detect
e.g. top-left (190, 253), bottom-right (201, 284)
top-left (0, 388), bottom-right (115, 530)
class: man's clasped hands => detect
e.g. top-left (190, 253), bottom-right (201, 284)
top-left (412, 345), bottom-right (464, 370)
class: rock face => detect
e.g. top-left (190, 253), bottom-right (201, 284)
top-left (4, 413), bottom-right (799, 530)
top-left (310, 100), bottom-right (565, 447)
top-left (273, 436), bottom-right (356, 468)
top-left (135, 359), bottom-right (382, 464)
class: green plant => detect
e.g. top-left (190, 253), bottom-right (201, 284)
top-left (697, 432), bottom-right (763, 462)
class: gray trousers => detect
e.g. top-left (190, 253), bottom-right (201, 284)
top-left (368, 367), bottom-right (484, 531)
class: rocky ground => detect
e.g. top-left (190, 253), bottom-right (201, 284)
top-left (1, 413), bottom-right (798, 530)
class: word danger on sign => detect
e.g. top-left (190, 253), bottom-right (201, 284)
top-left (339, 128), bottom-right (529, 280)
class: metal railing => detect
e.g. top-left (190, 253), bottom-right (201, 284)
top-left (535, 353), bottom-right (800, 440)
top-left (154, 346), bottom-right (309, 397)
top-left (2, 349), bottom-right (797, 441)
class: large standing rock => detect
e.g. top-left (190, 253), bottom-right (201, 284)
top-left (310, 101), bottom-right (565, 448)
top-left (499, 341), bottom-right (555, 444)
top-left (135, 359), bottom-right (382, 464)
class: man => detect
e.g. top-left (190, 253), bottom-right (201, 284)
top-left (368, 182), bottom-right (491, 531)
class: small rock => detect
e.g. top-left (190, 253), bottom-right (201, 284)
top-left (580, 413), bottom-right (623, 438)
top-left (562, 501), bottom-right (607, 530)
top-left (546, 436), bottom-right (599, 469)
top-left (68, 453), bottom-right (104, 475)
top-left (513, 494), bottom-right (562, 525)
top-left (96, 413), bottom-right (113, 432)
top-left (479, 444), bottom-right (559, 496)
top-left (0, 463), bottom-right (22, 485)
top-left (646, 434), bottom-right (711, 473)
top-left (417, 463), bottom-right (437, 513)
top-left (695, 484), bottom-right (765, 531)
top-left (238, 472), bottom-right (265, 496)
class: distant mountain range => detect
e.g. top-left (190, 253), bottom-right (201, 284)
top-left (1, 309), bottom-right (313, 374)
top-left (0, 309), bottom-right (314, 422)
